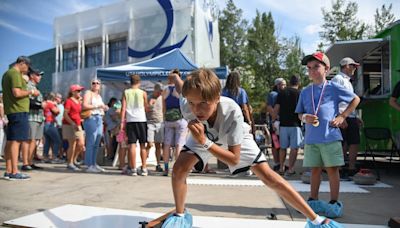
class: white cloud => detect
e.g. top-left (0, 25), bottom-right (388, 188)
top-left (50, 0), bottom-right (95, 17)
top-left (0, 19), bottom-right (51, 41)
top-left (0, 0), bottom-right (117, 25)
top-left (250, 0), bottom-right (330, 23)
top-left (304, 24), bottom-right (321, 35)
top-left (357, 0), bottom-right (399, 25)
top-left (0, 1), bottom-right (52, 25)
top-left (303, 39), bottom-right (321, 54)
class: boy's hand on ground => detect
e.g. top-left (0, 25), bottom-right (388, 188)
top-left (188, 119), bottom-right (206, 145)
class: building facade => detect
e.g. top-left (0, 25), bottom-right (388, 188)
top-left (53, 0), bottom-right (220, 99)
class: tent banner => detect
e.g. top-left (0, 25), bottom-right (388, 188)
top-left (97, 67), bottom-right (228, 82)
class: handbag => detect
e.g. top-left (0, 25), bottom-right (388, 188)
top-left (80, 90), bottom-right (93, 119)
top-left (80, 109), bottom-right (92, 119)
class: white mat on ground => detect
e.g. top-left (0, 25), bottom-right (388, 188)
top-left (3, 204), bottom-right (386, 228)
top-left (187, 178), bottom-right (392, 193)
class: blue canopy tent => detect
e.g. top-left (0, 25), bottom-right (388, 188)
top-left (97, 48), bottom-right (228, 82)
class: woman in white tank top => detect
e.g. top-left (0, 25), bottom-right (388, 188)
top-left (82, 79), bottom-right (107, 173)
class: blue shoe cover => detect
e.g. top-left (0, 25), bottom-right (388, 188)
top-left (305, 216), bottom-right (344, 228)
top-left (161, 210), bottom-right (193, 228)
top-left (325, 201), bottom-right (343, 218)
top-left (307, 199), bottom-right (329, 214)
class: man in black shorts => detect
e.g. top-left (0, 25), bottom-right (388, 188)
top-left (332, 57), bottom-right (361, 178)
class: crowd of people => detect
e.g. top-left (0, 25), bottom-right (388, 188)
top-left (0, 56), bottom-right (193, 180)
top-left (2, 52), bottom-right (400, 227)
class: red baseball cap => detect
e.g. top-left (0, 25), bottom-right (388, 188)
top-left (69, 84), bottom-right (84, 92)
top-left (302, 52), bottom-right (330, 68)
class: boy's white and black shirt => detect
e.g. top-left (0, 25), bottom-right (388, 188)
top-left (180, 96), bottom-right (264, 173)
top-left (180, 96), bottom-right (252, 146)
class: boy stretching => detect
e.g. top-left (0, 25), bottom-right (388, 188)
top-left (162, 68), bottom-right (342, 228)
top-left (296, 52), bottom-right (360, 218)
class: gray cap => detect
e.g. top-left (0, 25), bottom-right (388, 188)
top-left (154, 83), bottom-right (163, 91)
top-left (339, 57), bottom-right (360, 66)
top-left (274, 78), bottom-right (285, 86)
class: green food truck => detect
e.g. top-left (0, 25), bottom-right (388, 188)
top-left (325, 20), bottom-right (400, 157)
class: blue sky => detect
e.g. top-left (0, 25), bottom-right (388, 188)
top-left (0, 0), bottom-right (398, 78)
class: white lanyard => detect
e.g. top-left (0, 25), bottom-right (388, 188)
top-left (311, 80), bottom-right (327, 116)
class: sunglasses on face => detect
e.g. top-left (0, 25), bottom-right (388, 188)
top-left (92, 82), bottom-right (100, 85)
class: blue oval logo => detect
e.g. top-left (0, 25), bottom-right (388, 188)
top-left (128, 0), bottom-right (188, 58)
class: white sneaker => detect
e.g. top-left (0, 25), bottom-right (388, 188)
top-left (67, 164), bottom-right (80, 171)
top-left (245, 170), bottom-right (253, 176)
top-left (138, 167), bottom-right (148, 176)
top-left (95, 164), bottom-right (106, 172)
top-left (86, 166), bottom-right (100, 173)
top-left (51, 158), bottom-right (65, 164)
top-left (130, 168), bottom-right (137, 176)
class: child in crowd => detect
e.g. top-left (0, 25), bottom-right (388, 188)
top-left (161, 68), bottom-right (342, 228)
top-left (116, 126), bottom-right (129, 173)
top-left (295, 52), bottom-right (360, 218)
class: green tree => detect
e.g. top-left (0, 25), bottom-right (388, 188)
top-left (374, 4), bottom-right (395, 35)
top-left (320, 0), bottom-right (367, 44)
top-left (246, 11), bottom-right (281, 106)
top-left (281, 35), bottom-right (306, 80)
top-left (218, 0), bottom-right (248, 70)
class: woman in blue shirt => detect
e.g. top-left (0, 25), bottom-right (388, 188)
top-left (221, 71), bottom-right (252, 125)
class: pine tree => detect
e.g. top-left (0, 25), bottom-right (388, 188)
top-left (246, 11), bottom-right (281, 105)
top-left (281, 36), bottom-right (305, 79)
top-left (320, 0), bottom-right (367, 44)
top-left (218, 0), bottom-right (248, 70)
top-left (374, 4), bottom-right (395, 35)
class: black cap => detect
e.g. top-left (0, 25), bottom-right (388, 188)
top-left (28, 67), bottom-right (44, 76)
top-left (15, 56), bottom-right (31, 66)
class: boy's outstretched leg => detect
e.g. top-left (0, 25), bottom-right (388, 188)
top-left (251, 162), bottom-right (316, 219)
top-left (171, 152), bottom-right (198, 213)
top-left (162, 152), bottom-right (198, 228)
top-left (251, 162), bottom-right (343, 227)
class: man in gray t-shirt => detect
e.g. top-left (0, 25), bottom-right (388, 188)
top-left (146, 83), bottom-right (164, 171)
